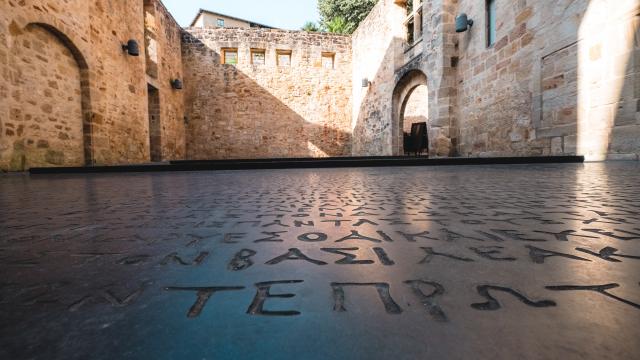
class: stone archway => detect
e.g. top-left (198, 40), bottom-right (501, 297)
top-left (392, 69), bottom-right (429, 156)
top-left (7, 23), bottom-right (92, 170)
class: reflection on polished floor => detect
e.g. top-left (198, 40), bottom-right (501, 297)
top-left (1, 162), bottom-right (639, 359)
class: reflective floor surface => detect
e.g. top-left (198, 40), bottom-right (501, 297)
top-left (1, 162), bottom-right (639, 359)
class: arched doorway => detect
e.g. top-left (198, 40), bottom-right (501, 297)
top-left (392, 70), bottom-right (429, 156)
top-left (7, 23), bottom-right (92, 170)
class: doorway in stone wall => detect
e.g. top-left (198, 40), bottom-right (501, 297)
top-left (147, 84), bottom-right (162, 162)
top-left (392, 70), bottom-right (429, 156)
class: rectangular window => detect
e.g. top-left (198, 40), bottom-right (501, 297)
top-left (487, 0), bottom-right (497, 47)
top-left (222, 48), bottom-right (238, 65)
top-left (251, 49), bottom-right (266, 65)
top-left (404, 0), bottom-right (423, 45)
top-left (276, 50), bottom-right (292, 67)
top-left (217, 18), bottom-right (225, 27)
top-left (406, 17), bottom-right (415, 44)
top-left (321, 52), bottom-right (335, 69)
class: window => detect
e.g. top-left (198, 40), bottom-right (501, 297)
top-left (217, 18), bottom-right (225, 27)
top-left (404, 0), bottom-right (422, 45)
top-left (322, 52), bottom-right (335, 69)
top-left (487, 0), bottom-right (497, 47)
top-left (251, 49), bottom-right (266, 65)
top-left (222, 48), bottom-right (238, 65)
top-left (276, 50), bottom-right (292, 66)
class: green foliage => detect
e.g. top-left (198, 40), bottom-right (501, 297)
top-left (325, 17), bottom-right (350, 34)
top-left (318, 0), bottom-right (378, 34)
top-left (302, 21), bottom-right (320, 32)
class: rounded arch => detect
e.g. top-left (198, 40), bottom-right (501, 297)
top-left (392, 69), bottom-right (428, 156)
top-left (10, 23), bottom-right (93, 168)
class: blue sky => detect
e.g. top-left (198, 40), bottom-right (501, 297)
top-left (162, 0), bottom-right (320, 29)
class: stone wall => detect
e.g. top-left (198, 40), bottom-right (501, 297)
top-left (144, 0), bottom-right (187, 161)
top-left (352, 0), bottom-right (459, 157)
top-left (182, 28), bottom-right (352, 159)
top-left (351, 0), bottom-right (406, 156)
top-left (0, 0), bottom-right (185, 171)
top-left (454, 0), bottom-right (640, 160)
top-left (352, 0), bottom-right (640, 160)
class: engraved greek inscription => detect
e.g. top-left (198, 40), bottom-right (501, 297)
top-left (223, 233), bottom-right (247, 244)
top-left (546, 283), bottom-right (640, 310)
top-left (372, 247), bottom-right (395, 265)
top-left (164, 286), bottom-right (245, 318)
top-left (469, 246), bottom-right (516, 261)
top-left (266, 248), bottom-right (328, 266)
top-left (471, 285), bottom-right (556, 310)
top-left (228, 249), bottom-right (257, 271)
top-left (297, 232), bottom-right (328, 242)
top-left (404, 280), bottom-right (448, 322)
top-left (321, 247), bottom-right (374, 264)
top-left (254, 231), bottom-right (287, 243)
top-left (247, 280), bottom-right (304, 316)
top-left (336, 230), bottom-right (383, 243)
top-left (161, 251), bottom-right (209, 266)
top-left (330, 282), bottom-right (402, 314)
top-left (525, 245), bottom-right (590, 264)
top-left (575, 246), bottom-right (640, 262)
top-left (420, 247), bottom-right (474, 263)
top-left (397, 231), bottom-right (438, 242)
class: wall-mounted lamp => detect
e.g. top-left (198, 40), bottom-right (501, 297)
top-left (170, 79), bottom-right (183, 90)
top-left (455, 13), bottom-right (474, 33)
top-left (122, 40), bottom-right (140, 56)
top-left (362, 78), bottom-right (370, 88)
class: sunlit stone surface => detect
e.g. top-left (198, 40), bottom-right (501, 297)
top-left (1, 163), bottom-right (639, 359)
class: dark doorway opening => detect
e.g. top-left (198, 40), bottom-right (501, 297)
top-left (147, 84), bottom-right (162, 162)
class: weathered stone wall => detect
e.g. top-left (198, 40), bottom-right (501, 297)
top-left (182, 28), bottom-right (352, 159)
top-left (352, 0), bottom-right (460, 157)
top-left (0, 0), bottom-right (185, 171)
top-left (352, 0), bottom-right (640, 160)
top-left (145, 0), bottom-right (187, 161)
top-left (454, 0), bottom-right (640, 160)
top-left (351, 0), bottom-right (406, 156)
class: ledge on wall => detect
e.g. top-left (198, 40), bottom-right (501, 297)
top-left (27, 156), bottom-right (585, 174)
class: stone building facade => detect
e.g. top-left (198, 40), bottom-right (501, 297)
top-left (352, 0), bottom-right (640, 161)
top-left (1, 0), bottom-right (639, 171)
top-left (182, 28), bottom-right (352, 159)
top-left (0, 0), bottom-right (186, 171)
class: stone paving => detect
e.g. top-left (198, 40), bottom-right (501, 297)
top-left (1, 162), bottom-right (639, 359)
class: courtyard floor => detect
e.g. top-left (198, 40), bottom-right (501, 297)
top-left (1, 162), bottom-right (639, 359)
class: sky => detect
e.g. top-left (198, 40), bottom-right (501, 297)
top-left (161, 0), bottom-right (320, 30)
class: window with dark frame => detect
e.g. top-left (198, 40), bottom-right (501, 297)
top-left (487, 0), bottom-right (497, 47)
top-left (217, 18), bottom-right (225, 27)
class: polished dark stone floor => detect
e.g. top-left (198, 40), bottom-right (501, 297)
top-left (1, 163), bottom-right (639, 359)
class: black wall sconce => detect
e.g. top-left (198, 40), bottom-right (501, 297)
top-left (122, 40), bottom-right (140, 56)
top-left (455, 13), bottom-right (474, 33)
top-left (170, 79), bottom-right (183, 90)
top-left (362, 78), bottom-right (370, 88)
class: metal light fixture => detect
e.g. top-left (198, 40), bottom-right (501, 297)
top-left (455, 13), bottom-right (474, 33)
top-left (122, 40), bottom-right (140, 56)
top-left (170, 79), bottom-right (183, 90)
top-left (362, 78), bottom-right (370, 88)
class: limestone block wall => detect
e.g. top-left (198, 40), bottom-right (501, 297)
top-left (182, 28), bottom-right (352, 159)
top-left (0, 0), bottom-right (185, 171)
top-left (144, 0), bottom-right (187, 161)
top-left (454, 0), bottom-right (640, 160)
top-left (351, 0), bottom-right (406, 156)
top-left (352, 0), bottom-right (460, 157)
